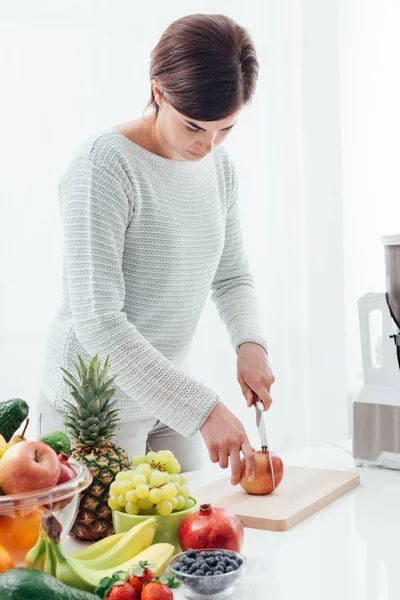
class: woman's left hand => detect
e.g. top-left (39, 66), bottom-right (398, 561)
top-left (237, 342), bottom-right (275, 410)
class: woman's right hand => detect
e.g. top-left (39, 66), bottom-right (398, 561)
top-left (200, 401), bottom-right (255, 486)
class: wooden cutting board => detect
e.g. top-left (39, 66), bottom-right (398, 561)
top-left (193, 465), bottom-right (360, 532)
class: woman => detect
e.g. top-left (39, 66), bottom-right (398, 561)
top-left (37, 13), bottom-right (275, 485)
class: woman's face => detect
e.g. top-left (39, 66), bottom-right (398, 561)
top-left (154, 89), bottom-right (242, 161)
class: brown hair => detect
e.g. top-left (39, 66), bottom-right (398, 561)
top-left (147, 14), bottom-right (259, 121)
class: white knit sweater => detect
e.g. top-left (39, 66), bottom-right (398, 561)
top-left (39, 130), bottom-right (268, 439)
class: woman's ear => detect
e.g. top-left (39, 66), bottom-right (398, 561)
top-left (152, 79), bottom-right (164, 106)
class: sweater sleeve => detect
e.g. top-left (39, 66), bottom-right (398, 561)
top-left (60, 156), bottom-right (219, 439)
top-left (210, 171), bottom-right (268, 356)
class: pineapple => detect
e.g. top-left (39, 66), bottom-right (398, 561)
top-left (61, 353), bottom-right (130, 540)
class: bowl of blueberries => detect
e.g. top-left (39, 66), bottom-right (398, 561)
top-left (168, 547), bottom-right (246, 599)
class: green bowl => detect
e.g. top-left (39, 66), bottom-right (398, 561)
top-left (112, 498), bottom-right (199, 554)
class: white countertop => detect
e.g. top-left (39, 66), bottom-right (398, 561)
top-left (64, 441), bottom-right (400, 600)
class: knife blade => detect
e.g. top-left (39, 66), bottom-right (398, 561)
top-left (254, 399), bottom-right (276, 490)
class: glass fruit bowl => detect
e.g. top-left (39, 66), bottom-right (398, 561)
top-left (112, 497), bottom-right (199, 554)
top-left (0, 458), bottom-right (92, 566)
top-left (168, 548), bottom-right (246, 599)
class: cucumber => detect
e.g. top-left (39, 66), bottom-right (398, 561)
top-left (0, 399), bottom-right (29, 442)
top-left (0, 569), bottom-right (98, 600)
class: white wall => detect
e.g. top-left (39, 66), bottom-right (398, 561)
top-left (338, 0), bottom-right (400, 428)
top-left (2, 0), bottom-right (386, 454)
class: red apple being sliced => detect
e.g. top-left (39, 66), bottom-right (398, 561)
top-left (0, 440), bottom-right (61, 495)
top-left (240, 449), bottom-right (284, 495)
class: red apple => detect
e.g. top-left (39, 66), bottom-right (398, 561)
top-left (240, 449), bottom-right (284, 495)
top-left (57, 452), bottom-right (76, 484)
top-left (0, 440), bottom-right (61, 495)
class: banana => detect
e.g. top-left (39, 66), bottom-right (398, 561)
top-left (51, 535), bottom-right (94, 593)
top-left (67, 543), bottom-right (175, 590)
top-left (25, 534), bottom-right (47, 570)
top-left (68, 532), bottom-right (124, 560)
top-left (43, 540), bottom-right (56, 576)
top-left (72, 518), bottom-right (157, 570)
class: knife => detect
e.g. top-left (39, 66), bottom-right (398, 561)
top-left (254, 399), bottom-right (276, 490)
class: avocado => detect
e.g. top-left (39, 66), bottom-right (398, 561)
top-left (0, 568), bottom-right (98, 600)
top-left (0, 399), bottom-right (29, 442)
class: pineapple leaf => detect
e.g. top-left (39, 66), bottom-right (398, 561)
top-left (98, 401), bottom-right (118, 420)
top-left (61, 370), bottom-right (84, 396)
top-left (97, 374), bottom-right (118, 395)
top-left (98, 389), bottom-right (117, 411)
top-left (71, 360), bottom-right (84, 381)
top-left (88, 355), bottom-right (98, 388)
top-left (87, 397), bottom-right (101, 415)
top-left (77, 354), bottom-right (89, 378)
top-left (98, 354), bottom-right (110, 386)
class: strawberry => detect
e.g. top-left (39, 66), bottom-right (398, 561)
top-left (141, 576), bottom-right (181, 600)
top-left (94, 571), bottom-right (138, 600)
top-left (105, 582), bottom-right (138, 600)
top-left (127, 560), bottom-right (156, 595)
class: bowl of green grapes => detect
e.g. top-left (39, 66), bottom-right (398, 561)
top-left (109, 449), bottom-right (198, 553)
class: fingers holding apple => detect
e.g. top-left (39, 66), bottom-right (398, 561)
top-left (239, 449), bottom-right (283, 495)
top-left (0, 441), bottom-right (61, 495)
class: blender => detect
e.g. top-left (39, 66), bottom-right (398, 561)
top-left (353, 234), bottom-right (400, 468)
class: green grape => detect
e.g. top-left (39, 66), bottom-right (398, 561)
top-left (165, 458), bottom-right (181, 474)
top-left (162, 472), bottom-right (171, 484)
top-left (157, 500), bottom-right (173, 516)
top-left (125, 490), bottom-right (137, 503)
top-left (117, 494), bottom-right (127, 507)
top-left (135, 483), bottom-right (149, 499)
top-left (149, 470), bottom-right (164, 487)
top-left (132, 454), bottom-right (147, 467)
top-left (132, 474), bottom-right (147, 486)
top-left (161, 483), bottom-right (177, 501)
top-left (109, 482), bottom-right (120, 496)
top-left (138, 497), bottom-right (153, 510)
top-left (115, 481), bottom-right (131, 495)
top-left (180, 485), bottom-right (191, 499)
top-left (146, 451), bottom-right (158, 462)
top-left (115, 471), bottom-right (132, 481)
top-left (179, 475), bottom-right (189, 485)
top-left (175, 494), bottom-right (186, 510)
top-left (136, 463), bottom-right (152, 477)
top-left (184, 498), bottom-right (196, 510)
top-left (172, 482), bottom-right (180, 494)
top-left (148, 487), bottom-right (162, 504)
top-left (171, 497), bottom-right (178, 510)
top-left (158, 450), bottom-right (174, 459)
top-left (169, 474), bottom-right (180, 483)
top-left (108, 495), bottom-right (119, 510)
top-left (125, 502), bottom-right (140, 515)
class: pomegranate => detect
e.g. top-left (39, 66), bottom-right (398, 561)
top-left (179, 503), bottom-right (244, 552)
top-left (57, 452), bottom-right (76, 484)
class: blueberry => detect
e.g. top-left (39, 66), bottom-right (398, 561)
top-left (223, 557), bottom-right (231, 565)
top-left (186, 549), bottom-right (197, 558)
top-left (216, 562), bottom-right (226, 570)
top-left (174, 563), bottom-right (182, 571)
top-left (225, 566), bottom-right (234, 573)
top-left (185, 557), bottom-right (196, 566)
top-left (199, 551), bottom-right (208, 557)
top-left (195, 569), bottom-right (205, 576)
top-left (180, 566), bottom-right (188, 573)
top-left (214, 570), bottom-right (223, 575)
top-left (205, 570), bottom-right (213, 576)
top-left (205, 557), bottom-right (215, 566)
top-left (230, 561), bottom-right (239, 570)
